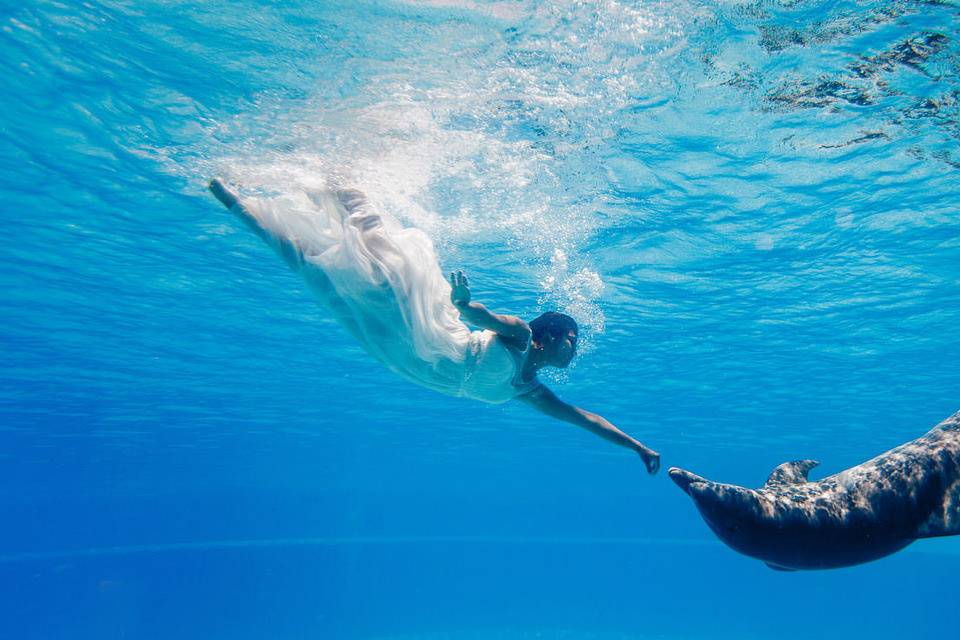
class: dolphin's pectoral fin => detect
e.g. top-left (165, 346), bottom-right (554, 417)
top-left (764, 460), bottom-right (820, 488)
top-left (913, 479), bottom-right (960, 538)
top-left (765, 562), bottom-right (797, 572)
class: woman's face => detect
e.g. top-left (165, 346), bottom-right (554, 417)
top-left (549, 329), bottom-right (578, 368)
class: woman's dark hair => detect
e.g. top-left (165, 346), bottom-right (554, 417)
top-left (529, 311), bottom-right (578, 344)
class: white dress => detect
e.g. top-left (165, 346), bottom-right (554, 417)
top-left (231, 188), bottom-right (540, 404)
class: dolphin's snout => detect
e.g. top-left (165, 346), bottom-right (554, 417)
top-left (668, 467), bottom-right (710, 495)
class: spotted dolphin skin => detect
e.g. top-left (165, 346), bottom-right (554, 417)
top-left (669, 411), bottom-right (960, 571)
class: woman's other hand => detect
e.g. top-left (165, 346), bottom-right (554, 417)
top-left (450, 270), bottom-right (471, 308)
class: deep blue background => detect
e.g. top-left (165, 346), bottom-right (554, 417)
top-left (2, 1), bottom-right (959, 638)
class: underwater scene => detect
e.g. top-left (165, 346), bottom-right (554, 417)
top-left (2, 1), bottom-right (959, 638)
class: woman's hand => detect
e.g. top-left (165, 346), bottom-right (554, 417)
top-left (450, 270), bottom-right (471, 309)
top-left (638, 446), bottom-right (661, 475)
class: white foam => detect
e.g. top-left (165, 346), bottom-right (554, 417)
top-left (201, 1), bottom-right (699, 335)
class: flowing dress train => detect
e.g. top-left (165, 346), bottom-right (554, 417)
top-left (230, 187), bottom-right (539, 404)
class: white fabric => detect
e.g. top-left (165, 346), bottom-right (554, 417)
top-left (232, 188), bottom-right (536, 404)
top-left (462, 330), bottom-right (540, 404)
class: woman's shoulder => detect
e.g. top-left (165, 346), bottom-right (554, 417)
top-left (490, 330), bottom-right (531, 354)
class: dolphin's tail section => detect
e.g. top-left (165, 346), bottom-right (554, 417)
top-left (913, 477), bottom-right (960, 538)
top-left (911, 414), bottom-right (960, 538)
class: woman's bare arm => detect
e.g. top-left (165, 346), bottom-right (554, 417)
top-left (518, 384), bottom-right (661, 474)
top-left (450, 271), bottom-right (531, 344)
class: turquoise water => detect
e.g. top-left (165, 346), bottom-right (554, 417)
top-left (2, 1), bottom-right (959, 638)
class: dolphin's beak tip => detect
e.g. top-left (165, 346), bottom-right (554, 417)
top-left (668, 467), bottom-right (711, 496)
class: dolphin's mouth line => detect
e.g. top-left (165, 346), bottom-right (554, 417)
top-left (668, 467), bottom-right (709, 495)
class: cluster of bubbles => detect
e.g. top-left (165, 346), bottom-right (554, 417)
top-left (206, 0), bottom-right (696, 341)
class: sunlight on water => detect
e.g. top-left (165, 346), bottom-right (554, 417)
top-left (194, 0), bottom-right (702, 340)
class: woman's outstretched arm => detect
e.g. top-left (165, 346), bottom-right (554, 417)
top-left (518, 384), bottom-right (661, 474)
top-left (449, 271), bottom-right (531, 345)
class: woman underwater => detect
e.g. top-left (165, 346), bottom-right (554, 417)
top-left (210, 179), bottom-right (660, 474)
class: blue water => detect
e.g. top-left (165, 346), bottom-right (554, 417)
top-left (2, 1), bottom-right (959, 638)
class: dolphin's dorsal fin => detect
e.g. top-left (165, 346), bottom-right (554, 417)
top-left (764, 460), bottom-right (819, 488)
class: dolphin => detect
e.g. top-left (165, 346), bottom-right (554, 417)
top-left (669, 411), bottom-right (960, 571)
